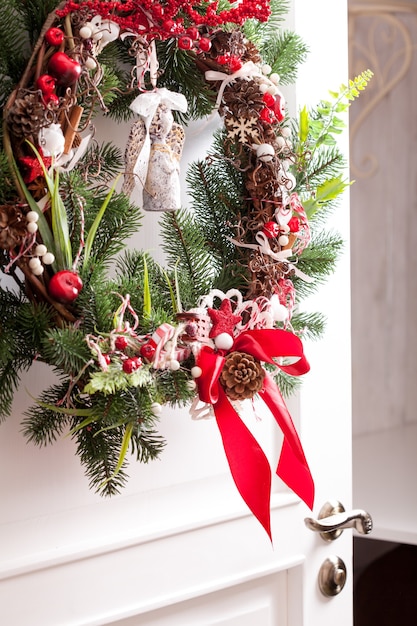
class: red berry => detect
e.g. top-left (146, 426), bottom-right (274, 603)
top-left (48, 270), bottom-right (83, 303)
top-left (216, 54), bottom-right (229, 65)
top-left (122, 357), bottom-right (142, 374)
top-left (198, 37), bottom-right (212, 52)
top-left (103, 354), bottom-right (111, 365)
top-left (140, 343), bottom-right (156, 360)
top-left (186, 27), bottom-right (199, 40)
top-left (262, 221), bottom-right (280, 239)
top-left (36, 74), bottom-right (57, 94)
top-left (178, 35), bottom-right (193, 50)
top-left (162, 19), bottom-right (175, 32)
top-left (229, 55), bottom-right (242, 72)
top-left (115, 336), bottom-right (129, 351)
top-left (45, 27), bottom-right (65, 47)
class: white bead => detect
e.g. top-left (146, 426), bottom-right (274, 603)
top-left (35, 244), bottom-right (47, 256)
top-left (256, 143), bottom-right (275, 162)
top-left (79, 25), bottom-right (93, 39)
top-left (42, 252), bottom-right (55, 265)
top-left (27, 222), bottom-right (38, 234)
top-left (191, 366), bottom-right (202, 378)
top-left (32, 265), bottom-right (45, 276)
top-left (186, 380), bottom-right (197, 391)
top-left (26, 211), bottom-right (39, 223)
top-left (169, 359), bottom-right (181, 371)
top-left (258, 83), bottom-right (268, 94)
top-left (28, 257), bottom-right (41, 269)
top-left (214, 332), bottom-right (234, 351)
top-left (84, 57), bottom-right (97, 70)
top-left (267, 85), bottom-right (278, 95)
top-left (281, 127), bottom-right (291, 138)
top-left (261, 64), bottom-right (272, 75)
top-left (278, 234), bottom-right (289, 246)
top-left (151, 402), bottom-right (162, 416)
top-left (280, 223), bottom-right (290, 234)
top-left (269, 72), bottom-right (280, 84)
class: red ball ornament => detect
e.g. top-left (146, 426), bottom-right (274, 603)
top-left (103, 354), bottom-right (111, 365)
top-left (198, 37), bottom-right (212, 52)
top-left (115, 336), bottom-right (129, 351)
top-left (122, 356), bottom-right (142, 374)
top-left (48, 52), bottom-right (82, 86)
top-left (262, 221), bottom-right (280, 238)
top-left (36, 74), bottom-right (57, 94)
top-left (178, 35), bottom-right (193, 50)
top-left (140, 343), bottom-right (156, 360)
top-left (48, 270), bottom-right (83, 303)
top-left (162, 19), bottom-right (175, 32)
top-left (273, 94), bottom-right (285, 122)
top-left (44, 27), bottom-right (65, 47)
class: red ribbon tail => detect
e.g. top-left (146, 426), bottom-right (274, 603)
top-left (259, 376), bottom-right (315, 510)
top-left (215, 387), bottom-right (272, 541)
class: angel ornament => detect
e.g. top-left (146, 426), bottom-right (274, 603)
top-left (123, 88), bottom-right (188, 211)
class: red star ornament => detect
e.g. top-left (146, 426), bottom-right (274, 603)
top-left (19, 150), bottom-right (52, 184)
top-left (208, 299), bottom-right (242, 338)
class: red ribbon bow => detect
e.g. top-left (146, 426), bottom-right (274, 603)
top-left (196, 329), bottom-right (315, 540)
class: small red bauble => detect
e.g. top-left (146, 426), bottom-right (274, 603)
top-left (48, 52), bottom-right (82, 86)
top-left (198, 37), bottom-right (212, 52)
top-left (36, 74), bottom-right (57, 94)
top-left (44, 27), bottom-right (65, 47)
top-left (122, 356), bottom-right (142, 374)
top-left (140, 343), bottom-right (156, 360)
top-left (103, 354), bottom-right (111, 365)
top-left (262, 221), bottom-right (280, 238)
top-left (216, 54), bottom-right (229, 65)
top-left (162, 19), bottom-right (175, 32)
top-left (178, 35), bottom-right (193, 50)
top-left (115, 336), bottom-right (129, 351)
top-left (48, 270), bottom-right (83, 303)
top-left (288, 216), bottom-right (301, 232)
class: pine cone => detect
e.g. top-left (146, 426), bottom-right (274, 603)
top-left (7, 91), bottom-right (47, 139)
top-left (0, 204), bottom-right (27, 250)
top-left (221, 78), bottom-right (265, 118)
top-left (220, 351), bottom-right (264, 400)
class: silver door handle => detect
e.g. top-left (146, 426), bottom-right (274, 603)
top-left (304, 500), bottom-right (373, 541)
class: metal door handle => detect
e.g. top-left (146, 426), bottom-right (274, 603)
top-left (304, 500), bottom-right (373, 541)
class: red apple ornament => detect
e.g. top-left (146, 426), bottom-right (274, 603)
top-left (49, 270), bottom-right (83, 303)
top-left (48, 52), bottom-right (82, 86)
top-left (45, 27), bottom-right (65, 47)
top-left (262, 221), bottom-right (280, 238)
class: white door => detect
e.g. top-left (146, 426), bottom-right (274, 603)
top-left (0, 1), bottom-right (364, 624)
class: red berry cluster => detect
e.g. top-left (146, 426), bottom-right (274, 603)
top-left (57, 0), bottom-right (271, 41)
top-left (259, 92), bottom-right (285, 126)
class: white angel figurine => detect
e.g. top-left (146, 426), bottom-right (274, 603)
top-left (123, 88), bottom-right (188, 212)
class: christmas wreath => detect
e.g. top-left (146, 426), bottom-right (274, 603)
top-left (0, 0), bottom-right (371, 538)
